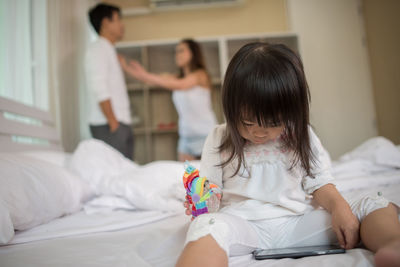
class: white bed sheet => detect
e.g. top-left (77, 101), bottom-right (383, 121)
top-left (0, 212), bottom-right (376, 267)
top-left (9, 209), bottom-right (178, 245)
top-left (1, 182), bottom-right (399, 267)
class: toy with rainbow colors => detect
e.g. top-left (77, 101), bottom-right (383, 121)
top-left (183, 161), bottom-right (222, 218)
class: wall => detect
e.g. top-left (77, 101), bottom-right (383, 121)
top-left (287, 0), bottom-right (377, 159)
top-left (48, 0), bottom-right (95, 152)
top-left (363, 0), bottom-right (400, 145)
top-left (107, 0), bottom-right (288, 41)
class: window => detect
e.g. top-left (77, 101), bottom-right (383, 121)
top-left (0, 0), bottom-right (48, 110)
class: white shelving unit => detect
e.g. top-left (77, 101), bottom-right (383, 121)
top-left (116, 32), bottom-right (298, 164)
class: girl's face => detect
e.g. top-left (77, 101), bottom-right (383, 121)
top-left (175, 42), bottom-right (192, 68)
top-left (238, 119), bottom-right (284, 145)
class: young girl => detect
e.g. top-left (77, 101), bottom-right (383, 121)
top-left (120, 39), bottom-right (217, 162)
top-left (176, 43), bottom-right (400, 267)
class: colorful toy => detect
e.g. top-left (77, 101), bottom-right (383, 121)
top-left (183, 161), bottom-right (221, 218)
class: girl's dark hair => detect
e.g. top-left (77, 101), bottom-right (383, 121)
top-left (88, 3), bottom-right (121, 34)
top-left (178, 39), bottom-right (210, 83)
top-left (219, 42), bottom-right (315, 178)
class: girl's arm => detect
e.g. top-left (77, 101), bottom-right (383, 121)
top-left (312, 184), bottom-right (360, 249)
top-left (119, 57), bottom-right (204, 90)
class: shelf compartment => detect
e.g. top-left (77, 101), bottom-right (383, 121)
top-left (151, 133), bottom-right (178, 161)
top-left (151, 125), bottom-right (178, 134)
top-left (127, 83), bottom-right (146, 91)
top-left (260, 36), bottom-right (299, 54)
top-left (227, 38), bottom-right (259, 60)
top-left (211, 84), bottom-right (224, 124)
top-left (128, 90), bottom-right (146, 128)
top-left (133, 134), bottom-right (148, 165)
top-left (149, 90), bottom-right (178, 129)
top-left (201, 40), bottom-right (221, 79)
top-left (148, 43), bottom-right (177, 74)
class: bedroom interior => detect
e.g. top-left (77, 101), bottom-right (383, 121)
top-left (0, 0), bottom-right (399, 266)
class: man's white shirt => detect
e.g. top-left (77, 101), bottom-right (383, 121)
top-left (85, 36), bottom-right (131, 125)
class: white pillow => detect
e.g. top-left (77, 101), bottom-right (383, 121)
top-left (0, 153), bottom-right (91, 242)
top-left (0, 198), bottom-right (14, 244)
top-left (20, 150), bottom-right (70, 167)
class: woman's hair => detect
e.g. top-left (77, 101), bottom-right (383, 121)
top-left (178, 39), bottom-right (210, 83)
top-left (219, 42), bottom-right (315, 178)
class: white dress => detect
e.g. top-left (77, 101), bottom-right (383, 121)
top-left (199, 124), bottom-right (334, 220)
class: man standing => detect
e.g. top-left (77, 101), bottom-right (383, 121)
top-left (85, 3), bottom-right (133, 159)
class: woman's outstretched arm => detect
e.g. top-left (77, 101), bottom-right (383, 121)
top-left (119, 57), bottom-right (203, 90)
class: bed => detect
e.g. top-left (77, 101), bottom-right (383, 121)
top-left (1, 96), bottom-right (399, 267)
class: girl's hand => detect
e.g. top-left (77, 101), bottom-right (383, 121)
top-left (183, 200), bottom-right (191, 216)
top-left (331, 204), bottom-right (360, 249)
top-left (183, 200), bottom-right (195, 221)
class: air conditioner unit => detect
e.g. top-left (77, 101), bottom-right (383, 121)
top-left (122, 0), bottom-right (244, 16)
top-left (149, 0), bottom-right (244, 11)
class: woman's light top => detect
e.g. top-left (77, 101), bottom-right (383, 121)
top-left (172, 86), bottom-right (217, 137)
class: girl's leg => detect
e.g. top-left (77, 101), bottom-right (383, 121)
top-left (176, 213), bottom-right (259, 267)
top-left (360, 203), bottom-right (400, 267)
top-left (176, 235), bottom-right (228, 267)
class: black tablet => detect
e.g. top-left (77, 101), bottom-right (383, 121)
top-left (253, 245), bottom-right (345, 260)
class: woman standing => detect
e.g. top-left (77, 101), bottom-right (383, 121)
top-left (120, 39), bottom-right (217, 161)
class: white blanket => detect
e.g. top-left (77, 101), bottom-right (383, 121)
top-left (68, 138), bottom-right (400, 214)
top-left (68, 139), bottom-right (199, 212)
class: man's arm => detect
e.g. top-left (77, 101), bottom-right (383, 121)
top-left (99, 99), bottom-right (119, 132)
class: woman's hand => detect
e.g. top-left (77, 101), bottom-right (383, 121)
top-left (127, 60), bottom-right (147, 79)
top-left (331, 203), bottom-right (360, 249)
top-left (117, 55), bottom-right (148, 81)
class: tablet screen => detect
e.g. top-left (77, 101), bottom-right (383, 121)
top-left (253, 245), bottom-right (345, 260)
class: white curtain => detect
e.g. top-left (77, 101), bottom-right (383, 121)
top-left (47, 0), bottom-right (98, 152)
top-left (0, 0), bottom-right (48, 110)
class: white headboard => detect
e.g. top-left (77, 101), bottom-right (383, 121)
top-left (0, 96), bottom-right (62, 152)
